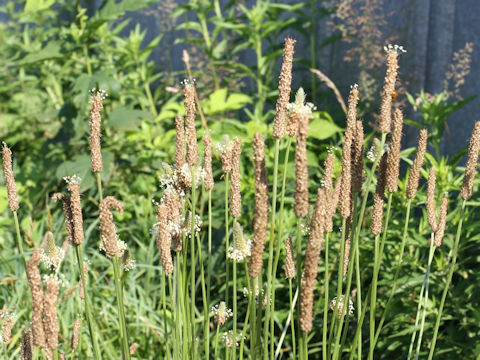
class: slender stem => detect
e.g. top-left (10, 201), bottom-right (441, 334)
top-left (113, 256), bottom-right (130, 360)
top-left (322, 233), bottom-right (330, 360)
top-left (169, 274), bottom-right (179, 360)
top-left (2, 341), bottom-right (8, 360)
top-left (328, 218), bottom-right (347, 356)
top-left (198, 14), bottom-right (219, 90)
top-left (75, 245), bottom-right (101, 360)
top-left (206, 190), bottom-right (212, 359)
top-left (214, 324), bottom-right (221, 360)
top-left (348, 287), bottom-right (372, 360)
top-left (177, 253), bottom-right (189, 359)
top-left (162, 271), bottom-right (171, 359)
top-left (407, 261), bottom-right (428, 360)
top-left (368, 192), bottom-right (393, 360)
top-left (190, 167), bottom-right (197, 360)
top-left (374, 199), bottom-right (412, 346)
top-left (255, 38), bottom-right (264, 120)
top-left (295, 220), bottom-right (303, 360)
top-left (225, 173), bottom-right (230, 305)
top-left (233, 227), bottom-right (238, 360)
top-left (289, 278), bottom-right (296, 359)
top-left (428, 199), bottom-right (467, 360)
top-left (239, 274), bottom-right (252, 360)
top-left (309, 0), bottom-right (317, 101)
top-left (270, 136), bottom-right (292, 357)
top-left (13, 211), bottom-right (26, 268)
top-left (414, 234), bottom-right (436, 360)
top-left (353, 196), bottom-right (362, 360)
top-left (263, 139), bottom-right (280, 360)
top-left (251, 277), bottom-right (258, 360)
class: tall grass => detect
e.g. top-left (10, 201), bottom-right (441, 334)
top-left (1, 40), bottom-right (479, 360)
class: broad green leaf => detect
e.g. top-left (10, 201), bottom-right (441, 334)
top-left (308, 113), bottom-right (342, 140)
top-left (18, 41), bottom-right (64, 64)
top-left (108, 106), bottom-right (153, 131)
top-left (24, 0), bottom-right (56, 12)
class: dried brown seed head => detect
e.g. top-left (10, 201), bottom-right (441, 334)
top-left (175, 115), bottom-right (186, 172)
top-left (26, 249), bottom-right (46, 348)
top-left (461, 121), bottom-right (480, 200)
top-left (71, 317), bottom-right (81, 350)
top-left (99, 196), bottom-right (124, 258)
top-left (386, 109), bottom-right (404, 193)
top-left (89, 91), bottom-right (105, 172)
top-left (67, 181), bottom-right (85, 245)
top-left (351, 121), bottom-right (364, 192)
top-left (52, 193), bottom-right (74, 245)
top-left (249, 133), bottom-right (269, 278)
top-left (284, 236), bottom-right (296, 279)
top-left (1, 142), bottom-right (19, 212)
top-left (21, 328), bottom-right (33, 360)
top-left (426, 167), bottom-right (438, 232)
top-left (43, 277), bottom-right (59, 350)
top-left (325, 174), bottom-right (341, 233)
top-left (203, 133), bottom-right (214, 191)
top-left (184, 84), bottom-right (199, 166)
top-left (406, 129), bottom-right (428, 199)
top-left (273, 38), bottom-right (296, 139)
top-left (434, 197), bottom-right (448, 247)
top-left (130, 343), bottom-right (140, 356)
top-left (371, 153), bottom-right (387, 235)
top-left (157, 204), bottom-right (173, 275)
top-left (294, 115), bottom-right (310, 217)
top-left (229, 137), bottom-right (242, 218)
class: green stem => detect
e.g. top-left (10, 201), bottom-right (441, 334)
top-left (270, 136), bottom-right (292, 357)
top-left (206, 190), bottom-right (212, 359)
top-left (295, 220), bottom-right (303, 359)
top-left (353, 197), bottom-right (362, 360)
top-left (263, 139), bottom-right (280, 360)
top-left (255, 37), bottom-right (264, 120)
top-left (368, 192), bottom-right (393, 360)
top-left (239, 273), bottom-right (252, 360)
top-left (289, 277), bottom-right (296, 359)
top-left (190, 167), bottom-right (197, 360)
top-left (309, 0), bottom-right (316, 101)
top-left (75, 245), bottom-right (101, 360)
top-left (414, 233), bottom-right (436, 360)
top-left (322, 233), bottom-right (330, 360)
top-left (113, 256), bottom-right (130, 360)
top-left (169, 274), bottom-right (179, 360)
top-left (13, 211), bottom-right (26, 268)
top-left (162, 271), bottom-right (171, 358)
top-left (427, 199), bottom-right (467, 360)
top-left (198, 13), bottom-right (219, 90)
top-left (348, 287), bottom-right (372, 360)
top-left (233, 240), bottom-right (237, 359)
top-left (214, 324), bottom-right (221, 360)
top-left (328, 218), bottom-right (347, 356)
top-left (374, 199), bottom-right (412, 346)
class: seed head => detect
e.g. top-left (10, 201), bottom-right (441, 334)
top-left (287, 88), bottom-right (315, 137)
top-left (371, 153), bottom-right (387, 235)
top-left (434, 197), bottom-right (448, 247)
top-left (294, 115), bottom-right (310, 217)
top-left (99, 196), bottom-right (124, 258)
top-left (386, 109), bottom-right (404, 193)
top-left (26, 249), bottom-right (46, 348)
top-left (284, 236), bottom-right (296, 279)
top-left (378, 45), bottom-right (405, 133)
top-left (43, 276), bottom-right (59, 350)
top-left (212, 301), bottom-right (233, 325)
top-left (273, 38), bottom-right (296, 138)
top-left (461, 121), bottom-right (480, 200)
top-left (51, 193), bottom-right (74, 245)
top-left (156, 204), bottom-right (173, 275)
top-left (218, 135), bottom-right (234, 173)
top-left (249, 133), bottom-right (269, 277)
top-left (229, 137), bottom-right (242, 218)
top-left (406, 129), bottom-right (428, 199)
top-left (184, 84), bottom-right (199, 166)
top-left (1, 313), bottom-right (14, 344)
top-left (325, 175), bottom-right (341, 233)
top-left (71, 317), bottom-right (81, 350)
top-left (300, 188), bottom-right (326, 332)
top-left (175, 115), bottom-right (186, 173)
top-left (1, 142), bottom-right (19, 212)
top-left (203, 133), bottom-right (214, 191)
top-left (89, 89), bottom-right (106, 172)
top-left (351, 120), bottom-right (364, 192)
top-left (130, 343), bottom-right (140, 356)
top-left (426, 167), bottom-right (437, 232)
top-left (228, 222), bottom-right (252, 262)
top-left (79, 265), bottom-right (87, 299)
top-left (66, 180), bottom-right (85, 245)
top-left (21, 328), bottom-right (33, 360)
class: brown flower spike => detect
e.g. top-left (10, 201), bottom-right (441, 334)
top-left (284, 236), bottom-right (296, 279)
top-left (249, 133), bottom-right (269, 278)
top-left (89, 90), bottom-right (105, 173)
top-left (434, 197), bottom-right (448, 247)
top-left (426, 167), bottom-right (437, 232)
top-left (371, 153), bottom-right (387, 236)
top-left (273, 38), bottom-right (296, 138)
top-left (156, 204), bottom-right (174, 275)
top-left (43, 278), bottom-right (59, 350)
top-left (1, 142), bottom-right (19, 212)
top-left (21, 328), bottom-right (33, 360)
top-left (26, 249), bottom-right (46, 348)
top-left (386, 109), bottom-right (404, 193)
top-left (294, 115), bottom-right (310, 217)
top-left (229, 137), bottom-right (242, 218)
top-left (71, 317), bottom-right (81, 350)
top-left (351, 120), bottom-right (364, 192)
top-left (406, 129), bottom-right (428, 199)
top-left (300, 188), bottom-right (326, 332)
top-left (203, 133), bottom-right (214, 191)
top-left (461, 121), bottom-right (480, 200)
top-left (175, 115), bottom-right (186, 172)
top-left (184, 83), bottom-right (199, 166)
top-left (51, 193), bottom-right (74, 245)
top-left (99, 196), bottom-right (124, 258)
top-left (67, 181), bottom-right (85, 245)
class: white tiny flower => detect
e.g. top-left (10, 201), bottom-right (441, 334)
top-left (63, 174), bottom-right (82, 185)
top-left (384, 44), bottom-right (407, 54)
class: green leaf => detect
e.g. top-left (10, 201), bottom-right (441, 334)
top-left (24, 0), bottom-right (56, 12)
top-left (107, 106), bottom-right (153, 131)
top-left (308, 113), bottom-right (342, 140)
top-left (18, 41), bottom-right (64, 64)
